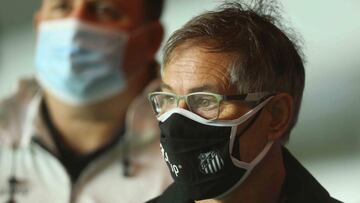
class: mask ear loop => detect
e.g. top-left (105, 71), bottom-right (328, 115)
top-left (228, 94), bottom-right (274, 156)
top-left (230, 109), bottom-right (263, 160)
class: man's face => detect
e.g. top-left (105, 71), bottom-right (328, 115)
top-left (162, 42), bottom-right (270, 162)
top-left (35, 0), bottom-right (163, 77)
top-left (37, 0), bottom-right (145, 31)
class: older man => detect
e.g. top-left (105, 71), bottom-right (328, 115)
top-left (147, 2), bottom-right (341, 203)
top-left (0, 0), bottom-right (171, 202)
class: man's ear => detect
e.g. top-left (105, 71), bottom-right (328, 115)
top-left (265, 93), bottom-right (294, 141)
top-left (122, 21), bottom-right (164, 76)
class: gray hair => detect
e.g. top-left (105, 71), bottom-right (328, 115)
top-left (162, 1), bottom-right (306, 141)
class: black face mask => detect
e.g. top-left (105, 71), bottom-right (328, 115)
top-left (157, 97), bottom-right (274, 201)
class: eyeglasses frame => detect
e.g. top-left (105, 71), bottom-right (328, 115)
top-left (148, 91), bottom-right (273, 120)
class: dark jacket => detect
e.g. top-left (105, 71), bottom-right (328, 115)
top-left (146, 147), bottom-right (342, 203)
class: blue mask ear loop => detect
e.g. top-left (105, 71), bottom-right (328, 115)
top-left (231, 109), bottom-right (263, 160)
top-left (7, 146), bottom-right (19, 203)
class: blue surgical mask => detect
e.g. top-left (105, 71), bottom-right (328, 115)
top-left (35, 18), bottom-right (129, 105)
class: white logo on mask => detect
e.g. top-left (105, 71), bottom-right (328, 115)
top-left (160, 144), bottom-right (182, 177)
top-left (198, 150), bottom-right (224, 175)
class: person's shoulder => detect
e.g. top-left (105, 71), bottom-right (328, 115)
top-left (282, 147), bottom-right (343, 203)
top-left (0, 78), bottom-right (40, 146)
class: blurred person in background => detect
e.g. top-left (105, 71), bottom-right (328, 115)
top-left (0, 0), bottom-right (172, 202)
top-left (147, 2), bottom-right (341, 203)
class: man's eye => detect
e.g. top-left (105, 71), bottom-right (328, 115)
top-left (51, 2), bottom-right (71, 12)
top-left (196, 99), bottom-right (211, 107)
top-left (165, 96), bottom-right (176, 104)
top-left (94, 3), bottom-right (122, 21)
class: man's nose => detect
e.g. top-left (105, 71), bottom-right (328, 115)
top-left (69, 1), bottom-right (89, 20)
top-left (178, 99), bottom-right (189, 110)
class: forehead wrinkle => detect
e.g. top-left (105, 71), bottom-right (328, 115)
top-left (164, 44), bottom-right (237, 94)
top-left (168, 58), bottom-right (232, 90)
top-left (167, 64), bottom-right (229, 84)
top-left (168, 56), bottom-right (230, 75)
top-left (170, 53), bottom-right (230, 69)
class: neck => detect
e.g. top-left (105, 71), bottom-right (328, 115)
top-left (196, 143), bottom-right (285, 203)
top-left (44, 65), bottom-right (153, 155)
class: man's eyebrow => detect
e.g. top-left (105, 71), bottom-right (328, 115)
top-left (188, 85), bottom-right (219, 93)
top-left (160, 83), bottom-right (173, 91)
top-left (160, 83), bottom-right (219, 93)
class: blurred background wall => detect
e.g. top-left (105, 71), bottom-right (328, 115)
top-left (0, 0), bottom-right (359, 202)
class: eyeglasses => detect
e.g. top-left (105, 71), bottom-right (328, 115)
top-left (148, 91), bottom-right (272, 120)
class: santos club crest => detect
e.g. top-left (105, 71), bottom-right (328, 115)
top-left (198, 150), bottom-right (224, 174)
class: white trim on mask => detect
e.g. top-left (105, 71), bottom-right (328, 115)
top-left (216, 141), bottom-right (274, 199)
